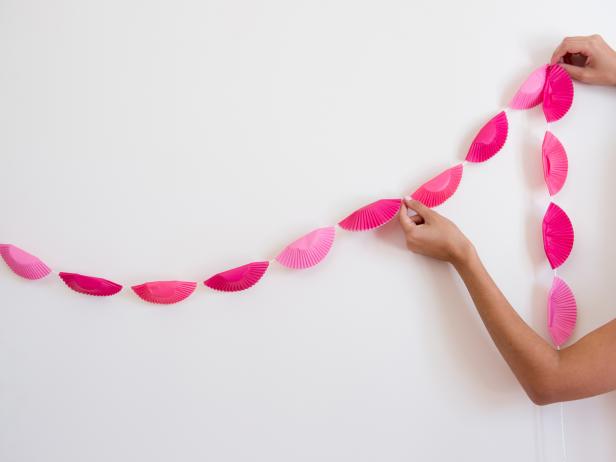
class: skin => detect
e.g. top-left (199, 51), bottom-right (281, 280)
top-left (398, 36), bottom-right (616, 405)
top-left (551, 34), bottom-right (616, 86)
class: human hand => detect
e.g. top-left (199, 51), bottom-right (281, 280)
top-left (398, 198), bottom-right (475, 266)
top-left (551, 35), bottom-right (616, 86)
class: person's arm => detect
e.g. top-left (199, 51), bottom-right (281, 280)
top-left (398, 198), bottom-right (616, 404)
top-left (551, 34), bottom-right (616, 85)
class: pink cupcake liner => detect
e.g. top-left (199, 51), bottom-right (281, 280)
top-left (275, 226), bottom-right (335, 269)
top-left (547, 276), bottom-right (577, 347)
top-left (0, 244), bottom-right (51, 280)
top-left (509, 65), bottom-right (548, 110)
top-left (465, 111), bottom-right (509, 163)
top-left (412, 164), bottom-right (463, 208)
top-left (542, 203), bottom-right (574, 269)
top-left (542, 64), bottom-right (574, 123)
top-left (131, 280), bottom-right (197, 305)
top-left (542, 131), bottom-right (568, 196)
top-left (338, 199), bottom-right (401, 231)
top-left (59, 272), bottom-right (123, 297)
top-left (204, 261), bottom-right (269, 292)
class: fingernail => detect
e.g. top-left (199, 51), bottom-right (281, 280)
top-left (404, 195), bottom-right (411, 201)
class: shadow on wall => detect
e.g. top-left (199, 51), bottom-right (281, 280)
top-left (518, 112), bottom-right (556, 348)
top-left (374, 217), bottom-right (521, 404)
top-left (427, 260), bottom-right (521, 403)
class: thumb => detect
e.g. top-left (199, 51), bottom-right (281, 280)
top-left (404, 198), bottom-right (433, 222)
top-left (559, 63), bottom-right (591, 83)
top-left (398, 200), bottom-right (416, 232)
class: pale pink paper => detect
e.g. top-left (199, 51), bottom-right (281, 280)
top-left (548, 276), bottom-right (577, 347)
top-left (275, 227), bottom-right (335, 269)
top-left (509, 65), bottom-right (548, 109)
top-left (0, 244), bottom-right (51, 280)
top-left (542, 131), bottom-right (568, 196)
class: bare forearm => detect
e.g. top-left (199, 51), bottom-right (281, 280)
top-left (453, 248), bottom-right (560, 404)
top-left (399, 199), bottom-right (616, 403)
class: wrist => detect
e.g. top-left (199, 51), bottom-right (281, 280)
top-left (450, 241), bottom-right (477, 269)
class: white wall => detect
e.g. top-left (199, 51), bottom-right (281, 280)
top-left (1, 1), bottom-right (615, 461)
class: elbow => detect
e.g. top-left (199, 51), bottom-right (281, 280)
top-left (527, 389), bottom-right (556, 406)
top-left (525, 378), bottom-right (560, 406)
top-left (524, 352), bottom-right (565, 406)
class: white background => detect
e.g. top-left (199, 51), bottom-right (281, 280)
top-left (1, 1), bottom-right (616, 461)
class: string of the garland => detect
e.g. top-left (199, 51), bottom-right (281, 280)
top-left (535, 63), bottom-right (576, 460)
top-left (0, 65), bottom-right (577, 318)
top-left (542, 86), bottom-right (576, 460)
top-left (556, 346), bottom-right (567, 461)
top-left (0, 62), bottom-right (578, 323)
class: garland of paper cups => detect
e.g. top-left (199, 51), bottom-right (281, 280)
top-left (509, 64), bottom-right (577, 349)
top-left (1, 64), bottom-right (578, 350)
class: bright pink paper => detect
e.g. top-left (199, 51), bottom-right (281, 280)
top-left (59, 272), bottom-right (123, 296)
top-left (548, 276), bottom-right (577, 347)
top-left (131, 280), bottom-right (197, 304)
top-left (338, 199), bottom-right (401, 231)
top-left (465, 111), bottom-right (509, 163)
top-left (543, 64), bottom-right (574, 122)
top-left (542, 202), bottom-right (574, 269)
top-left (204, 261), bottom-right (269, 292)
top-left (542, 131), bottom-right (568, 196)
top-left (275, 226), bottom-right (335, 269)
top-left (412, 164), bottom-right (463, 208)
top-left (0, 244), bottom-right (51, 280)
top-left (509, 65), bottom-right (548, 109)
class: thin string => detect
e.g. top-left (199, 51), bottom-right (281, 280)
top-left (556, 345), bottom-right (567, 461)
top-left (544, 123), bottom-right (566, 461)
top-left (559, 401), bottom-right (567, 461)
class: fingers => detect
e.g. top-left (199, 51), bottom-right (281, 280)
top-left (403, 198), bottom-right (433, 222)
top-left (559, 63), bottom-right (591, 82)
top-left (551, 36), bottom-right (594, 65)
